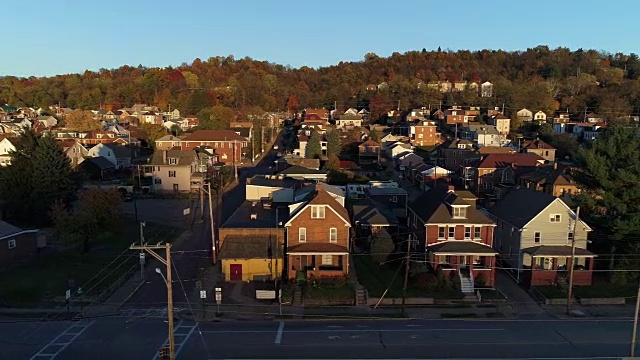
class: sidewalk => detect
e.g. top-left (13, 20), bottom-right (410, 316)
top-left (543, 303), bottom-right (636, 319)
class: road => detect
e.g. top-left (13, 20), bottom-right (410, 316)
top-left (122, 131), bottom-right (283, 308)
top-left (8, 317), bottom-right (637, 359)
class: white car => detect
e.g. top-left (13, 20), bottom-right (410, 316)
top-left (273, 145), bottom-right (279, 150)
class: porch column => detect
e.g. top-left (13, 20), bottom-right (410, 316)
top-left (588, 257), bottom-right (594, 270)
top-left (566, 256), bottom-right (572, 270)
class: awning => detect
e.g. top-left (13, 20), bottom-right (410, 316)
top-left (428, 241), bottom-right (498, 255)
top-left (523, 245), bottom-right (595, 257)
top-left (288, 243), bottom-right (349, 255)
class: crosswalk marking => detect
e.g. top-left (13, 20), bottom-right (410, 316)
top-left (30, 321), bottom-right (94, 360)
top-left (152, 320), bottom-right (198, 360)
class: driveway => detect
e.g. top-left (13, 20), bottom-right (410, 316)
top-left (494, 269), bottom-right (548, 318)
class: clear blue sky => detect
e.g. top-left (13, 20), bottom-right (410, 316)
top-left (3, 0), bottom-right (639, 77)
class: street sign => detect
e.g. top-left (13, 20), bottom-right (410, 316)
top-left (200, 290), bottom-right (207, 299)
top-left (183, 208), bottom-right (191, 216)
top-left (65, 289), bottom-right (71, 300)
top-left (215, 287), bottom-right (222, 302)
top-left (139, 252), bottom-right (145, 259)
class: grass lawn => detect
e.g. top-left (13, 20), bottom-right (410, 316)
top-left (0, 220), bottom-right (180, 308)
top-left (574, 284), bottom-right (638, 299)
top-left (353, 255), bottom-right (462, 299)
top-left (305, 283), bottom-right (354, 301)
top-left (534, 285), bottom-right (567, 299)
top-left (478, 289), bottom-right (506, 301)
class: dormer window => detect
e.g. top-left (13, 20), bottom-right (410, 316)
top-left (457, 144), bottom-right (466, 149)
top-left (169, 158), bottom-right (177, 165)
top-left (311, 206), bottom-right (325, 219)
top-left (451, 206), bottom-right (467, 219)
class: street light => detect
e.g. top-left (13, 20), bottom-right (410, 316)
top-left (155, 267), bottom-right (168, 285)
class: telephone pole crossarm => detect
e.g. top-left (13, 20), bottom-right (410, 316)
top-left (129, 244), bottom-right (167, 265)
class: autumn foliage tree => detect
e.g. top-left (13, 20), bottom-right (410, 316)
top-left (64, 110), bottom-right (101, 131)
top-left (51, 189), bottom-right (122, 253)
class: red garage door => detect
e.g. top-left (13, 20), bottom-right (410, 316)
top-left (230, 264), bottom-right (242, 281)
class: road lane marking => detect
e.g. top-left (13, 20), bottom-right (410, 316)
top-left (152, 320), bottom-right (198, 360)
top-left (328, 335), bottom-right (341, 339)
top-left (30, 320), bottom-right (94, 360)
top-left (274, 321), bottom-right (284, 344)
top-left (406, 324), bottom-right (422, 327)
top-left (201, 328), bottom-right (504, 334)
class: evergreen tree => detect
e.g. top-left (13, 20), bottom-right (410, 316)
top-left (326, 129), bottom-right (341, 157)
top-left (305, 130), bottom-right (322, 159)
top-left (370, 230), bottom-right (395, 265)
top-left (324, 154), bottom-right (340, 171)
top-left (1, 132), bottom-right (75, 226)
top-left (575, 124), bottom-right (640, 242)
top-left (369, 129), bottom-right (381, 142)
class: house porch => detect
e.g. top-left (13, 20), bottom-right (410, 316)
top-left (288, 253), bottom-right (349, 280)
top-left (520, 245), bottom-right (595, 287)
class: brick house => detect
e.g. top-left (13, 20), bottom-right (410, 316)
top-left (521, 138), bottom-right (556, 163)
top-left (0, 220), bottom-right (42, 265)
top-left (444, 108), bottom-right (467, 126)
top-left (77, 131), bottom-right (118, 145)
top-left (179, 130), bottom-right (247, 164)
top-left (462, 153), bottom-right (545, 197)
top-left (486, 114), bottom-right (511, 136)
top-left (408, 188), bottom-right (497, 290)
top-left (357, 139), bottom-right (380, 167)
top-left (284, 188), bottom-right (351, 280)
top-left (154, 135), bottom-right (184, 150)
top-left (409, 121), bottom-right (441, 147)
top-left (436, 138), bottom-right (476, 171)
top-left (518, 164), bottom-right (580, 197)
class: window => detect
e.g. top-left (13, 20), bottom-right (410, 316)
top-left (534, 232), bottom-right (541, 243)
top-left (464, 227), bottom-right (471, 239)
top-left (452, 207), bottom-right (467, 219)
top-left (550, 214), bottom-right (561, 223)
top-left (311, 206), bottom-right (325, 219)
top-left (391, 196), bottom-right (398, 203)
top-left (567, 232), bottom-right (574, 242)
top-left (448, 226), bottom-right (455, 238)
top-left (438, 226), bottom-right (446, 239)
top-left (322, 255), bottom-right (333, 265)
top-left (169, 158), bottom-right (177, 165)
top-left (168, 170), bottom-right (176, 177)
top-left (474, 227), bottom-right (481, 239)
top-left (8, 239), bottom-right (16, 249)
top-left (298, 228), bottom-right (307, 242)
top-left (329, 228), bottom-right (337, 243)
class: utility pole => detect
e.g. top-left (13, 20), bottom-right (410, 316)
top-left (204, 182), bottom-right (216, 264)
top-left (261, 126), bottom-right (265, 154)
top-left (402, 236), bottom-right (411, 314)
top-left (233, 140), bottom-right (238, 181)
top-left (631, 279), bottom-right (640, 357)
top-left (199, 185), bottom-right (205, 222)
top-left (566, 206), bottom-right (580, 314)
top-left (130, 243), bottom-right (175, 360)
top-left (139, 222), bottom-right (145, 282)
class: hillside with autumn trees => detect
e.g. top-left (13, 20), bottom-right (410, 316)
top-left (1, 46), bottom-right (640, 124)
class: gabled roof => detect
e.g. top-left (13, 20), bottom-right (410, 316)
top-left (0, 220), bottom-right (25, 239)
top-left (518, 166), bottom-right (574, 186)
top-left (285, 188), bottom-right (351, 227)
top-left (409, 188), bottom-right (494, 225)
top-left (471, 153), bottom-right (544, 169)
top-left (439, 138), bottom-right (474, 149)
top-left (86, 156), bottom-right (116, 169)
top-left (156, 135), bottom-right (182, 142)
top-left (487, 188), bottom-right (583, 230)
top-left (104, 142), bottom-right (132, 159)
top-left (352, 198), bottom-right (399, 227)
top-left (277, 165), bottom-right (326, 176)
top-left (477, 146), bottom-right (516, 155)
top-left (149, 149), bottom-right (196, 166)
top-left (181, 130), bottom-right (245, 142)
top-left (522, 138), bottom-right (555, 150)
top-left (359, 139), bottom-right (380, 147)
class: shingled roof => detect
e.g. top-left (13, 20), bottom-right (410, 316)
top-left (219, 235), bottom-right (282, 259)
top-left (409, 188), bottom-right (494, 225)
top-left (487, 188), bottom-right (557, 229)
top-left (181, 130), bottom-right (245, 142)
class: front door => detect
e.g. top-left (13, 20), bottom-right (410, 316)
top-left (173, 184), bottom-right (179, 192)
top-left (229, 264), bottom-right (242, 281)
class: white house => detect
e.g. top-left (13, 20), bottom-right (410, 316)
top-left (534, 111), bottom-right (547, 122)
top-left (461, 125), bottom-right (505, 146)
top-left (87, 143), bottom-right (118, 168)
top-left (516, 108), bottom-right (533, 122)
top-left (389, 142), bottom-right (413, 159)
top-left (0, 137), bottom-right (18, 166)
top-left (380, 134), bottom-right (399, 151)
top-left (344, 108), bottom-right (358, 116)
top-left (163, 120), bottom-right (177, 131)
top-left (481, 81), bottom-right (493, 97)
top-left (335, 115), bottom-right (363, 129)
top-left (397, 152), bottom-right (424, 170)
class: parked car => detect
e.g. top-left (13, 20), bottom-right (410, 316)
top-left (273, 144), bottom-right (279, 150)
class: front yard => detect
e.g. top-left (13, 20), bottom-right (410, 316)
top-left (0, 220), bottom-right (181, 307)
top-left (353, 255), bottom-right (462, 299)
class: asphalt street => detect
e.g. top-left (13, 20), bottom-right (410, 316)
top-left (6, 317), bottom-right (637, 359)
top-left (122, 132), bottom-right (282, 309)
